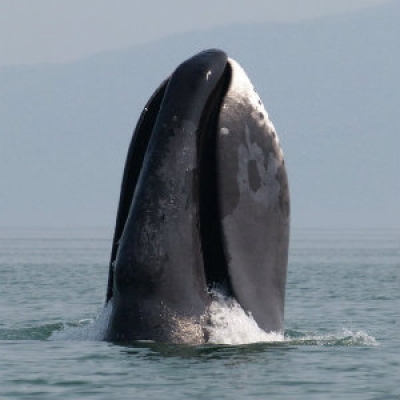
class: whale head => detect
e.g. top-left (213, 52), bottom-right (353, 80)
top-left (104, 49), bottom-right (290, 343)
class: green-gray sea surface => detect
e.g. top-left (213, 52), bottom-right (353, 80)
top-left (1, 228), bottom-right (399, 399)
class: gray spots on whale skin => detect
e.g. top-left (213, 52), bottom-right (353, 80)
top-left (247, 159), bottom-right (261, 192)
top-left (237, 124), bottom-right (281, 208)
top-left (216, 58), bottom-right (289, 222)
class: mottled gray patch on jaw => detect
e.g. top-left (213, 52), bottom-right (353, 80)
top-left (236, 124), bottom-right (280, 208)
top-left (247, 159), bottom-right (261, 192)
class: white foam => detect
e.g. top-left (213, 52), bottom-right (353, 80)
top-left (49, 292), bottom-right (377, 347)
top-left (284, 328), bottom-right (378, 346)
top-left (336, 328), bottom-right (378, 346)
top-left (207, 289), bottom-right (284, 345)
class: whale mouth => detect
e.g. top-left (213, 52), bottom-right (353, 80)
top-left (197, 63), bottom-right (233, 294)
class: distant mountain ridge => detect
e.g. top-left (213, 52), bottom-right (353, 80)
top-left (1, 1), bottom-right (399, 228)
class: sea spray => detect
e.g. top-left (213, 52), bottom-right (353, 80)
top-left (49, 290), bottom-right (377, 347)
top-left (207, 289), bottom-right (284, 345)
top-left (50, 290), bottom-right (285, 344)
top-left (50, 301), bottom-right (113, 341)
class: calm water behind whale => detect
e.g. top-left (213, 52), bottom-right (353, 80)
top-left (0, 228), bottom-right (398, 399)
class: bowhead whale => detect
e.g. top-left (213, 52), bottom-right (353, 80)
top-left (104, 49), bottom-right (290, 343)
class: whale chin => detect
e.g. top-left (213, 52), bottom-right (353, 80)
top-left (103, 49), bottom-right (290, 343)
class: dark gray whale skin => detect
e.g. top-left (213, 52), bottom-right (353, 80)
top-left (104, 49), bottom-right (290, 343)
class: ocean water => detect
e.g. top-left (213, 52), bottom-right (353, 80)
top-left (0, 227), bottom-right (398, 399)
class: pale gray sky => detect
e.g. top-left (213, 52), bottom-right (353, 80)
top-left (0, 0), bottom-right (391, 66)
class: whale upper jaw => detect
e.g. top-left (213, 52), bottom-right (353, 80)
top-left (104, 49), bottom-right (290, 343)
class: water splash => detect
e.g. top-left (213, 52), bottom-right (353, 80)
top-left (47, 290), bottom-right (377, 347)
top-left (284, 328), bottom-right (378, 347)
top-left (49, 302), bottom-right (112, 341)
top-left (207, 289), bottom-right (284, 345)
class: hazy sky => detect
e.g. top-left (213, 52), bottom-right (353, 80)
top-left (0, 0), bottom-right (391, 66)
top-left (1, 0), bottom-right (398, 229)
